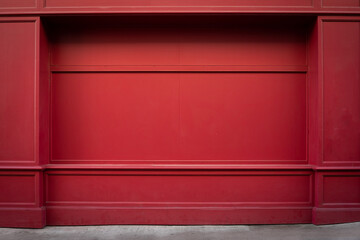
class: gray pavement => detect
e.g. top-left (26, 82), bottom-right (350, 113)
top-left (0, 223), bottom-right (360, 240)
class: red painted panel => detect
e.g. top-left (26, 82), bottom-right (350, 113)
top-left (323, 175), bottom-right (360, 204)
top-left (322, 0), bottom-right (359, 7)
top-left (0, 21), bottom-right (36, 163)
top-left (46, 172), bottom-right (311, 204)
top-left (51, 73), bottom-right (178, 161)
top-left (0, 0), bottom-right (36, 8)
top-left (45, 0), bottom-right (312, 8)
top-left (50, 21), bottom-right (306, 67)
top-left (323, 21), bottom-right (360, 163)
top-left (180, 73), bottom-right (306, 160)
top-left (51, 73), bottom-right (306, 162)
top-left (0, 173), bottom-right (35, 204)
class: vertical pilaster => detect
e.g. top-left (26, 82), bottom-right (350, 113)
top-left (0, 17), bottom-right (49, 228)
top-left (311, 16), bottom-right (360, 224)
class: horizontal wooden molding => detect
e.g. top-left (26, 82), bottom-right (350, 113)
top-left (1, 7), bottom-right (360, 15)
top-left (46, 201), bottom-right (312, 207)
top-left (0, 165), bottom-right (45, 170)
top-left (0, 17), bottom-right (37, 22)
top-left (315, 164), bottom-right (360, 169)
top-left (2, 164), bottom-right (360, 171)
top-left (51, 65), bottom-right (308, 73)
top-left (43, 0), bottom-right (313, 8)
top-left (45, 163), bottom-right (313, 170)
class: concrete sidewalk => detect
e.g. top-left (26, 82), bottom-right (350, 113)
top-left (1, 223), bottom-right (360, 240)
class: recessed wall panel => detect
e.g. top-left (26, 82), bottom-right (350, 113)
top-left (0, 21), bottom-right (36, 162)
top-left (322, 0), bottom-right (359, 7)
top-left (46, 172), bottom-right (311, 204)
top-left (0, 173), bottom-right (35, 204)
top-left (323, 21), bottom-right (360, 163)
top-left (51, 73), bottom-right (306, 162)
top-left (323, 175), bottom-right (360, 204)
top-left (0, 0), bottom-right (36, 8)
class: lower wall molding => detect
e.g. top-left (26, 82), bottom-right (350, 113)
top-left (46, 206), bottom-right (313, 225)
top-left (312, 207), bottom-right (360, 225)
top-left (3, 206), bottom-right (360, 227)
top-left (1, 166), bottom-right (360, 227)
top-left (0, 207), bottom-right (46, 228)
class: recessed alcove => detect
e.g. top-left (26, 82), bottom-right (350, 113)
top-left (43, 15), bottom-right (315, 165)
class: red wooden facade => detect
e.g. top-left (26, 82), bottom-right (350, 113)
top-left (0, 0), bottom-right (359, 228)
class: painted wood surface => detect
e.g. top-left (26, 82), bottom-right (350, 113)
top-left (0, 15), bottom-right (359, 227)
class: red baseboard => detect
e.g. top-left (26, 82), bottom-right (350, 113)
top-left (4, 206), bottom-right (360, 227)
top-left (0, 207), bottom-right (46, 228)
top-left (46, 206), bottom-right (312, 225)
top-left (313, 207), bottom-right (360, 225)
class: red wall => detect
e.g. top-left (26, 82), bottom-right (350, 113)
top-left (0, 12), bottom-right (359, 228)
